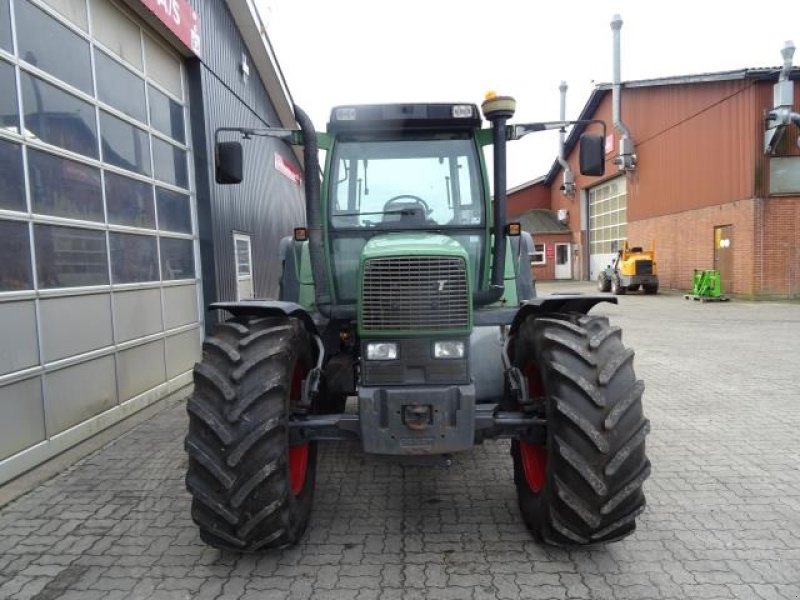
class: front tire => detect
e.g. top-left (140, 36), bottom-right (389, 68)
top-left (185, 316), bottom-right (316, 552)
top-left (611, 278), bottom-right (626, 295)
top-left (644, 284), bottom-right (659, 295)
top-left (510, 313), bottom-right (650, 545)
top-left (598, 275), bottom-right (611, 293)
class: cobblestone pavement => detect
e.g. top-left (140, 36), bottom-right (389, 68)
top-left (1, 283), bottom-right (799, 599)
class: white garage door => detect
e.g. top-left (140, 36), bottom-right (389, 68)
top-left (589, 176), bottom-right (627, 280)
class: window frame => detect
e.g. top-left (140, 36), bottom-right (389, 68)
top-left (531, 243), bottom-right (546, 266)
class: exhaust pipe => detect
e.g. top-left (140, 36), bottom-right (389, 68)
top-left (558, 81), bottom-right (576, 197)
top-left (294, 105), bottom-right (333, 315)
top-left (476, 94), bottom-right (516, 306)
top-left (611, 14), bottom-right (636, 170)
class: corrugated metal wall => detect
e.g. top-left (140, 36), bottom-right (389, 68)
top-left (190, 1), bottom-right (305, 314)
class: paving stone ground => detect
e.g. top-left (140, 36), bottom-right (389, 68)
top-left (1, 283), bottom-right (799, 599)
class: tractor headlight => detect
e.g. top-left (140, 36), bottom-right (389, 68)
top-left (433, 341), bottom-right (465, 359)
top-left (366, 342), bottom-right (398, 361)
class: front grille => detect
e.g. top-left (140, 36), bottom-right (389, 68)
top-left (635, 260), bottom-right (653, 275)
top-left (361, 256), bottom-right (469, 332)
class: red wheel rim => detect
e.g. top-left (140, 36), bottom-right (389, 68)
top-left (288, 443), bottom-right (309, 496)
top-left (519, 440), bottom-right (547, 493)
top-left (288, 363), bottom-right (308, 496)
top-left (520, 361), bottom-right (547, 492)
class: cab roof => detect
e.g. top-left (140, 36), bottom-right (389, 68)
top-left (327, 103), bottom-right (482, 134)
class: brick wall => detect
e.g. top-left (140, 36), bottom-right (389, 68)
top-left (628, 200), bottom-right (757, 295)
top-left (529, 233), bottom-right (572, 282)
top-left (759, 197), bottom-right (800, 298)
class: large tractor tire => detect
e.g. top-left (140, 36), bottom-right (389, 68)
top-left (611, 278), bottom-right (626, 295)
top-left (185, 316), bottom-right (316, 552)
top-left (643, 284), bottom-right (659, 295)
top-left (597, 275), bottom-right (611, 293)
top-left (509, 313), bottom-right (650, 545)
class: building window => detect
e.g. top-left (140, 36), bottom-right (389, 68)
top-left (35, 224), bottom-right (109, 289)
top-left (234, 233), bottom-right (254, 300)
top-left (110, 232), bottom-right (158, 283)
top-left (20, 72), bottom-right (99, 158)
top-left (0, 139), bottom-right (25, 212)
top-left (0, 60), bottom-right (19, 134)
top-left (531, 243), bottom-right (546, 265)
top-left (769, 157), bottom-right (800, 195)
top-left (0, 221), bottom-right (33, 291)
top-left (0, 0), bottom-right (196, 296)
top-left (160, 237), bottom-right (194, 280)
top-left (15, 0), bottom-right (93, 94)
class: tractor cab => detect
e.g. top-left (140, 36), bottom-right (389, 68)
top-left (323, 103), bottom-right (488, 308)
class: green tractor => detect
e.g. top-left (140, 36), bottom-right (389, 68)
top-left (185, 95), bottom-right (651, 551)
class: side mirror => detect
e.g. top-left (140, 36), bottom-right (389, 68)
top-left (579, 133), bottom-right (605, 177)
top-left (216, 141), bottom-right (243, 184)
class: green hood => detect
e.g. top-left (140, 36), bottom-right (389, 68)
top-left (360, 233), bottom-right (469, 261)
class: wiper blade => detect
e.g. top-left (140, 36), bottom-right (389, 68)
top-left (333, 209), bottom-right (416, 217)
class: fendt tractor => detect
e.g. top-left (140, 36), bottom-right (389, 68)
top-left (184, 95), bottom-right (651, 551)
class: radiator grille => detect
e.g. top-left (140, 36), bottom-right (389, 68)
top-left (635, 260), bottom-right (653, 275)
top-left (361, 256), bottom-right (469, 331)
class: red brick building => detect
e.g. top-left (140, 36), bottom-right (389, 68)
top-left (508, 67), bottom-right (800, 298)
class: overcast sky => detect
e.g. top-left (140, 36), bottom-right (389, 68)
top-left (256, 0), bottom-right (799, 189)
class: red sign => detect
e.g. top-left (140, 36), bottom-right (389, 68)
top-left (274, 154), bottom-right (302, 186)
top-left (139, 0), bottom-right (201, 57)
top-left (546, 245), bottom-right (555, 259)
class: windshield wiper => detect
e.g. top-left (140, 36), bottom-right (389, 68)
top-left (333, 209), bottom-right (418, 217)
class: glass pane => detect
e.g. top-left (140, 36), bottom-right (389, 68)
top-left (35, 224), bottom-right (108, 288)
top-left (105, 172), bottom-right (154, 228)
top-left (20, 72), bottom-right (98, 158)
top-left (156, 187), bottom-right (191, 233)
top-left (160, 237), bottom-right (194, 280)
top-left (110, 232), bottom-right (158, 283)
top-left (152, 137), bottom-right (187, 188)
top-left (235, 239), bottom-right (250, 275)
top-left (40, 0), bottom-right (88, 31)
top-left (28, 148), bottom-right (103, 221)
top-left (0, 60), bottom-right (17, 135)
top-left (148, 85), bottom-right (185, 143)
top-left (90, 0), bottom-right (142, 69)
top-left (100, 110), bottom-right (151, 176)
top-left (95, 50), bottom-right (146, 123)
top-left (0, 220), bottom-right (33, 291)
top-left (144, 36), bottom-right (182, 99)
top-left (0, 139), bottom-right (25, 212)
top-left (0, 0), bottom-right (11, 51)
top-left (16, 0), bottom-right (93, 93)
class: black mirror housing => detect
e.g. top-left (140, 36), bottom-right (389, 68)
top-left (216, 141), bottom-right (243, 184)
top-left (579, 133), bottom-right (605, 177)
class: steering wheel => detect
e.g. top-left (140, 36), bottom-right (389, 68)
top-left (383, 194), bottom-right (432, 216)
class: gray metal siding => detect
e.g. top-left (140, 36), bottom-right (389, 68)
top-left (190, 1), bottom-right (306, 312)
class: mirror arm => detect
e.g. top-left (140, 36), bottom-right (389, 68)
top-left (214, 126), bottom-right (303, 146)
top-left (512, 119), bottom-right (606, 140)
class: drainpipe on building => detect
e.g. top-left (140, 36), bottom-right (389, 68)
top-left (557, 81), bottom-right (576, 197)
top-left (611, 14), bottom-right (636, 171)
top-left (765, 41), bottom-right (800, 154)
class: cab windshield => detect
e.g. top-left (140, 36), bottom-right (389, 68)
top-left (329, 136), bottom-right (484, 229)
